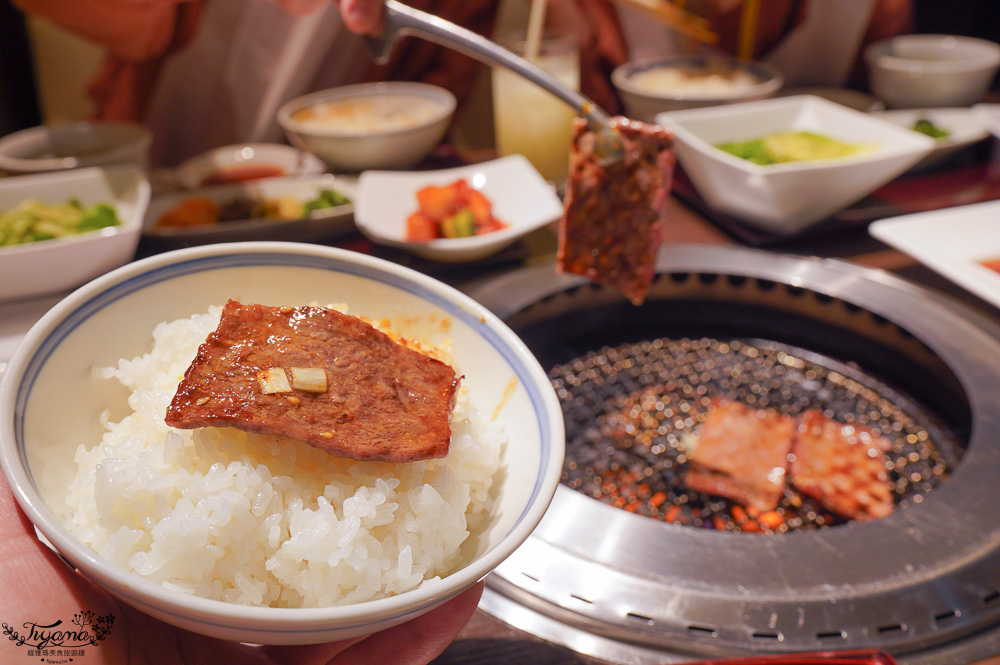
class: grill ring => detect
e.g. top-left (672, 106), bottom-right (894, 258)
top-left (470, 245), bottom-right (1000, 663)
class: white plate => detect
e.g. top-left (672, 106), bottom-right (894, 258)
top-left (871, 108), bottom-right (989, 170)
top-left (0, 165), bottom-right (149, 302)
top-left (354, 155), bottom-right (563, 262)
top-left (142, 173), bottom-right (356, 249)
top-left (870, 200), bottom-right (1000, 310)
top-left (972, 103), bottom-right (1000, 140)
top-left (172, 142), bottom-right (326, 189)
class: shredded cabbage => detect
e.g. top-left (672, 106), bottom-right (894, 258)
top-left (0, 199), bottom-right (121, 246)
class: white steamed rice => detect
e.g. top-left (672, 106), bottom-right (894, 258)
top-left (57, 306), bottom-right (503, 608)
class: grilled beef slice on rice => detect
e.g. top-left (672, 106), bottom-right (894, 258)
top-left (684, 400), bottom-right (795, 512)
top-left (790, 410), bottom-right (895, 520)
top-left (165, 300), bottom-right (461, 462)
top-left (557, 116), bottom-right (675, 306)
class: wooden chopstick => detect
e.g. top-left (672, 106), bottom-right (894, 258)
top-left (610, 0), bottom-right (718, 45)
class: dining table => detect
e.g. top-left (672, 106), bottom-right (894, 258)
top-left (4, 132), bottom-right (1000, 665)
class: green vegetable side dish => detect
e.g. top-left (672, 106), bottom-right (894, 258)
top-left (303, 188), bottom-right (351, 215)
top-left (911, 118), bottom-right (951, 139)
top-left (714, 131), bottom-right (875, 166)
top-left (440, 208), bottom-right (476, 238)
top-left (0, 199), bottom-right (121, 247)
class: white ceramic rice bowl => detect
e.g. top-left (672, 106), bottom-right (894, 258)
top-left (277, 82), bottom-right (456, 172)
top-left (865, 34), bottom-right (1000, 109)
top-left (612, 55), bottom-right (783, 122)
top-left (0, 242), bottom-right (564, 644)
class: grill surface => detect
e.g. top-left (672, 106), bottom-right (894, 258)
top-left (554, 336), bottom-right (955, 533)
top-left (469, 245), bottom-right (1000, 665)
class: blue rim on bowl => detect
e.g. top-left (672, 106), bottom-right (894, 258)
top-left (0, 242), bottom-right (564, 644)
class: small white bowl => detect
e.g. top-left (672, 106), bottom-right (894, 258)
top-left (172, 143), bottom-right (326, 189)
top-left (354, 155), bottom-right (563, 262)
top-left (0, 241), bottom-right (564, 644)
top-left (0, 165), bottom-right (150, 302)
top-left (612, 55), bottom-right (783, 122)
top-left (865, 35), bottom-right (1000, 109)
top-left (656, 95), bottom-right (936, 234)
top-left (872, 107), bottom-right (990, 170)
top-left (277, 82), bottom-right (456, 172)
top-left (0, 121), bottom-right (152, 174)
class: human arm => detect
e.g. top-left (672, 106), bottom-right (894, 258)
top-left (10, 0), bottom-right (386, 59)
top-left (334, 0), bottom-right (385, 34)
top-left (10, 0), bottom-right (190, 61)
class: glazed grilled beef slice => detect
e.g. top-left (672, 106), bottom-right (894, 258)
top-left (165, 300), bottom-right (460, 462)
top-left (557, 116), bottom-right (675, 306)
top-left (684, 400), bottom-right (795, 512)
top-left (790, 410), bottom-right (894, 520)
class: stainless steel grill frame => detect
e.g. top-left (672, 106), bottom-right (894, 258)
top-left (469, 245), bottom-right (1000, 665)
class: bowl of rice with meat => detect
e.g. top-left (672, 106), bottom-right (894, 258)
top-left (0, 242), bottom-right (564, 644)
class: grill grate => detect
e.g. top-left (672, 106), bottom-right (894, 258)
top-left (554, 336), bottom-right (957, 533)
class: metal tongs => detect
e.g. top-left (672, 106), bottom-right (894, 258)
top-left (364, 0), bottom-right (624, 165)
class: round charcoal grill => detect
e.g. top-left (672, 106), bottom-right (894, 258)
top-left (468, 245), bottom-right (1000, 665)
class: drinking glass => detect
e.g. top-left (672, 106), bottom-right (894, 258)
top-left (492, 31), bottom-right (580, 182)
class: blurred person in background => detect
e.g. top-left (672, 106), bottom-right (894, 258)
top-left (11, 0), bottom-right (627, 167)
top-left (340, 0), bottom-right (913, 91)
top-left (12, 0), bottom-right (912, 169)
top-left (11, 0), bottom-right (912, 169)
top-left (616, 0), bottom-right (912, 90)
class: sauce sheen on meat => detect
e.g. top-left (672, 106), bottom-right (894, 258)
top-left (557, 116), bottom-right (675, 306)
top-left (165, 300), bottom-right (461, 463)
top-left (790, 410), bottom-right (894, 521)
top-left (684, 400), bottom-right (795, 512)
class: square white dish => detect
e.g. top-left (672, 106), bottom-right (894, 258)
top-left (656, 95), bottom-right (936, 234)
top-left (869, 199), bottom-right (1000, 310)
top-left (354, 155), bottom-right (563, 262)
top-left (0, 165), bottom-right (149, 302)
top-left (142, 173), bottom-right (356, 249)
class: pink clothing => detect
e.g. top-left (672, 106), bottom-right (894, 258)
top-left (15, 0), bottom-right (204, 124)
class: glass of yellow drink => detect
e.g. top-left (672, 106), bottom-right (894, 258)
top-left (492, 31), bottom-right (580, 182)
